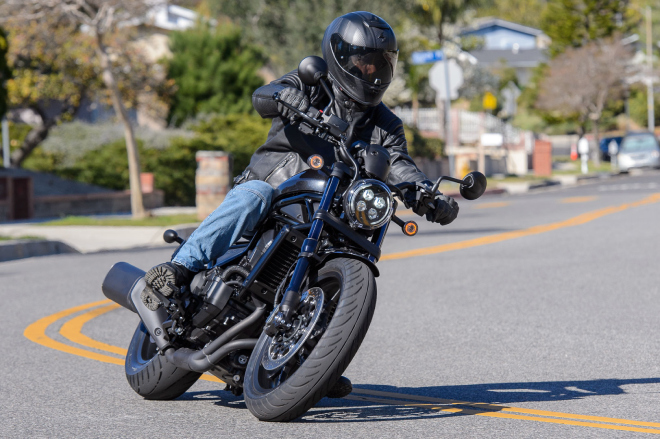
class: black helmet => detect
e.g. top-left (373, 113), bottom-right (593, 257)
top-left (322, 11), bottom-right (398, 107)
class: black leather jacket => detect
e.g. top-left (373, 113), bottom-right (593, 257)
top-left (236, 71), bottom-right (429, 189)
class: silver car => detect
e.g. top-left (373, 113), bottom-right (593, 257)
top-left (617, 132), bottom-right (660, 172)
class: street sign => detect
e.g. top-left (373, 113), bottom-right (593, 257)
top-left (428, 59), bottom-right (463, 100)
top-left (483, 91), bottom-right (497, 110)
top-left (411, 50), bottom-right (444, 65)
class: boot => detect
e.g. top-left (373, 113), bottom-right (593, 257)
top-left (144, 262), bottom-right (195, 297)
top-left (326, 376), bottom-right (352, 398)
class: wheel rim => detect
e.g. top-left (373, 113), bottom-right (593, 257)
top-left (261, 287), bottom-right (325, 371)
top-left (255, 275), bottom-right (341, 391)
top-left (137, 324), bottom-right (159, 365)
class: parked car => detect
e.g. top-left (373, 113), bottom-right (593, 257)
top-left (599, 136), bottom-right (622, 161)
top-left (617, 132), bottom-right (660, 172)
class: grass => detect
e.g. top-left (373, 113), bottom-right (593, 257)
top-left (0, 235), bottom-right (44, 241)
top-left (39, 214), bottom-right (200, 227)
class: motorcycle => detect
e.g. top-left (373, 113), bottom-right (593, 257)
top-left (102, 56), bottom-right (487, 422)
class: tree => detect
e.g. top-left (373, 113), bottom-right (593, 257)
top-left (410, 0), bottom-right (483, 44)
top-left (475, 0), bottom-right (548, 29)
top-left (537, 38), bottom-right (632, 165)
top-left (4, 18), bottom-right (101, 167)
top-left (209, 0), bottom-right (405, 74)
top-left (167, 22), bottom-right (265, 125)
top-left (0, 28), bottom-right (9, 118)
top-left (541, 0), bottom-right (639, 56)
top-left (0, 0), bottom-right (161, 218)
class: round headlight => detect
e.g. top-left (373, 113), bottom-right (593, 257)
top-left (343, 180), bottom-right (393, 230)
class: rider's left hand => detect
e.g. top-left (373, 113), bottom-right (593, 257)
top-left (426, 194), bottom-right (459, 225)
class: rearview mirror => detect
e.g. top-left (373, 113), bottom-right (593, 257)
top-left (460, 171), bottom-right (487, 200)
top-left (298, 56), bottom-right (328, 86)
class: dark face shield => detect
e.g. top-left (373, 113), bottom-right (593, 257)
top-left (330, 34), bottom-right (398, 86)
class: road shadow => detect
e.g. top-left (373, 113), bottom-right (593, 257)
top-left (180, 377), bottom-right (660, 423)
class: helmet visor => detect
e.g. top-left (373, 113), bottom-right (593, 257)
top-left (330, 34), bottom-right (398, 85)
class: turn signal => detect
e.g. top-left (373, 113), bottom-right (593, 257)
top-left (403, 221), bottom-right (418, 236)
top-left (308, 154), bottom-right (324, 170)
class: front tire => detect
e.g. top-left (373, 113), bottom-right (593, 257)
top-left (125, 323), bottom-right (201, 400)
top-left (243, 258), bottom-right (377, 421)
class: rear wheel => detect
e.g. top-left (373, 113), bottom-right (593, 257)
top-left (125, 323), bottom-right (201, 400)
top-left (243, 258), bottom-right (377, 421)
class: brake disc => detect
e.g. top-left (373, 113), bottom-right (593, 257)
top-left (261, 287), bottom-right (325, 371)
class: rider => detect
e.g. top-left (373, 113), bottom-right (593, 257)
top-left (143, 11), bottom-right (459, 371)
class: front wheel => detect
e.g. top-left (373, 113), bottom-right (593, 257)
top-left (125, 322), bottom-right (202, 400)
top-left (243, 258), bottom-right (377, 421)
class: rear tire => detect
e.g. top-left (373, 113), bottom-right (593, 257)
top-left (125, 323), bottom-right (201, 400)
top-left (243, 258), bottom-right (377, 421)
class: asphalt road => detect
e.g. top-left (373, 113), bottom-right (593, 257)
top-left (2, 170), bottom-right (660, 438)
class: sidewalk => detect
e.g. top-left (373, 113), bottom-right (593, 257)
top-left (0, 223), bottom-right (198, 262)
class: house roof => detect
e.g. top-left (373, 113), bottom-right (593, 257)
top-left (469, 48), bottom-right (548, 67)
top-left (460, 18), bottom-right (546, 37)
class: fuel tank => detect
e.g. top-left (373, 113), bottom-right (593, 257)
top-left (273, 169), bottom-right (328, 200)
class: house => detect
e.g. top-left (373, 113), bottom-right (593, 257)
top-left (460, 18), bottom-right (550, 85)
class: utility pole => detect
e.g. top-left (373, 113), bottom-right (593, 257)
top-left (647, 6), bottom-right (655, 132)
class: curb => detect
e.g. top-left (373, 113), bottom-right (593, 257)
top-left (0, 239), bottom-right (80, 263)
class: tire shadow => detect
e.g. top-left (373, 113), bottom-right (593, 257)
top-left (180, 377), bottom-right (660, 423)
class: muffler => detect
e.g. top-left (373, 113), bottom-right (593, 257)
top-left (102, 262), bottom-right (144, 312)
top-left (102, 262), bottom-right (171, 351)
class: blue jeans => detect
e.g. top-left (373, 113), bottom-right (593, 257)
top-left (172, 180), bottom-right (274, 272)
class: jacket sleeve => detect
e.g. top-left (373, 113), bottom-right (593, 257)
top-left (252, 71), bottom-right (306, 119)
top-left (379, 114), bottom-right (430, 187)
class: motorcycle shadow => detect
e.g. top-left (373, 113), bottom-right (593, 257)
top-left (181, 377), bottom-right (660, 423)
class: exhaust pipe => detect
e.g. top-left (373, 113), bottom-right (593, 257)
top-left (102, 262), bottom-right (144, 313)
top-left (102, 262), bottom-right (171, 351)
top-left (103, 262), bottom-right (268, 373)
top-left (166, 300), bottom-right (267, 373)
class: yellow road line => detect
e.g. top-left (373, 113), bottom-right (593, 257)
top-left (475, 201), bottom-right (510, 209)
top-left (52, 303), bottom-right (222, 383)
top-left (347, 394), bottom-right (660, 434)
top-left (561, 196), bottom-right (598, 203)
top-left (59, 303), bottom-right (127, 356)
top-left (381, 192), bottom-right (660, 261)
top-left (351, 389), bottom-right (660, 429)
top-left (24, 192), bottom-right (660, 431)
top-left (24, 299), bottom-right (124, 366)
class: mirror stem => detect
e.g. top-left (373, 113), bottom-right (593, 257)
top-left (319, 78), bottom-right (335, 115)
top-left (431, 175), bottom-right (467, 195)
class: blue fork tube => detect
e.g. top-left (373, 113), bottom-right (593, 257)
top-left (279, 174), bottom-right (341, 318)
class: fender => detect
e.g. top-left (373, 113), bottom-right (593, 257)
top-left (317, 249), bottom-right (380, 277)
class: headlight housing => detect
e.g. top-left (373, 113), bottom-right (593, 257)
top-left (343, 179), bottom-right (394, 230)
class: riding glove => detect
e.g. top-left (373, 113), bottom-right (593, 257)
top-left (426, 194), bottom-right (459, 225)
top-left (277, 87), bottom-right (310, 121)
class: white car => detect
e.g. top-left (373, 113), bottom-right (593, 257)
top-left (617, 132), bottom-right (660, 172)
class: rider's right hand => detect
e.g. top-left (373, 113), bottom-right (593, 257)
top-left (277, 87), bottom-right (310, 121)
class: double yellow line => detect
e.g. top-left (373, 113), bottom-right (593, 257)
top-left (23, 192), bottom-right (660, 433)
top-left (24, 300), bottom-right (222, 383)
top-left (24, 300), bottom-right (660, 434)
top-left (347, 389), bottom-right (660, 434)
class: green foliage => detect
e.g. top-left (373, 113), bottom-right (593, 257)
top-left (209, 0), bottom-right (406, 74)
top-left (541, 0), bottom-right (638, 56)
top-left (31, 114), bottom-right (271, 206)
top-left (0, 28), bottom-right (10, 118)
top-left (404, 125), bottom-right (444, 158)
top-left (167, 22), bottom-right (266, 125)
top-left (629, 85), bottom-right (660, 128)
top-left (475, 0), bottom-right (548, 28)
